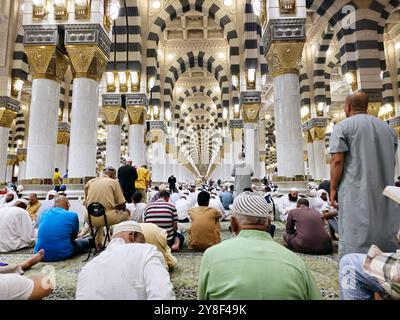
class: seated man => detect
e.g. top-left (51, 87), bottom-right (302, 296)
top-left (188, 191), bottom-right (221, 251)
top-left (219, 187), bottom-right (233, 211)
top-left (198, 192), bottom-right (322, 300)
top-left (126, 191), bottom-right (146, 222)
top-left (27, 193), bottom-right (41, 221)
top-left (84, 166), bottom-right (130, 249)
top-left (339, 245), bottom-right (399, 300)
top-left (75, 221), bottom-right (175, 300)
top-left (140, 223), bottom-right (177, 271)
top-left (209, 191), bottom-right (226, 217)
top-left (0, 199), bottom-right (36, 253)
top-left (283, 198), bottom-right (333, 255)
top-left (176, 190), bottom-right (190, 222)
top-left (34, 190), bottom-right (57, 229)
top-left (277, 187), bottom-right (299, 222)
top-left (35, 196), bottom-right (90, 262)
top-left (144, 190), bottom-right (184, 252)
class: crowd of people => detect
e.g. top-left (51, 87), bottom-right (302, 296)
top-left (0, 91), bottom-right (399, 300)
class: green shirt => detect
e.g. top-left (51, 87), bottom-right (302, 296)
top-left (198, 229), bottom-right (322, 300)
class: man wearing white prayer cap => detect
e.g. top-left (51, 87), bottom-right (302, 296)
top-left (277, 187), bottom-right (300, 222)
top-left (76, 220), bottom-right (175, 300)
top-left (198, 192), bottom-right (322, 300)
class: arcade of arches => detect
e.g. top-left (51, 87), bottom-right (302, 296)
top-left (0, 0), bottom-right (400, 186)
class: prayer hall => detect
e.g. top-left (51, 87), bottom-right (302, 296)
top-left (0, 0), bottom-right (399, 301)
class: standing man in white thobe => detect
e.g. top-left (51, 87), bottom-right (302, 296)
top-left (231, 152), bottom-right (253, 197)
top-left (329, 92), bottom-right (400, 259)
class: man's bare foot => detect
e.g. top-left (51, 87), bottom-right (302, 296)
top-left (20, 249), bottom-right (45, 271)
top-left (171, 238), bottom-right (181, 252)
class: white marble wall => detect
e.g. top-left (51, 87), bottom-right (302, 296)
top-left (26, 79), bottom-right (60, 179)
top-left (313, 139), bottom-right (327, 180)
top-left (106, 125), bottom-right (121, 169)
top-left (68, 78), bottom-right (99, 178)
top-left (307, 142), bottom-right (316, 178)
top-left (18, 160), bottom-right (26, 181)
top-left (55, 143), bottom-right (68, 176)
top-left (273, 73), bottom-right (305, 177)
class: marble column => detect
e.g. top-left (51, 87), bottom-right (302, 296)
top-left (17, 148), bottom-right (27, 181)
top-left (313, 139), bottom-right (327, 180)
top-left (102, 98), bottom-right (124, 170)
top-left (149, 124), bottom-right (166, 183)
top-left (55, 123), bottom-right (70, 176)
top-left (307, 139), bottom-right (316, 178)
top-left (6, 155), bottom-right (16, 182)
top-left (223, 138), bottom-right (233, 181)
top-left (65, 28), bottom-right (110, 179)
top-left (0, 97), bottom-right (20, 183)
top-left (266, 41), bottom-right (306, 178)
top-left (126, 97), bottom-right (147, 167)
top-left (230, 120), bottom-right (244, 166)
top-left (24, 43), bottom-right (68, 180)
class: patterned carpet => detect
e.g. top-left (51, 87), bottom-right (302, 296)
top-left (0, 221), bottom-right (339, 300)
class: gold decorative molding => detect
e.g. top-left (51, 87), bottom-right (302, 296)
top-left (66, 45), bottom-right (108, 82)
top-left (25, 46), bottom-right (69, 82)
top-left (309, 127), bottom-right (327, 142)
top-left (266, 41), bottom-right (305, 78)
top-left (17, 150), bottom-right (27, 162)
top-left (368, 102), bottom-right (381, 118)
top-left (0, 109), bottom-right (17, 128)
top-left (231, 128), bottom-right (242, 142)
top-left (242, 104), bottom-right (261, 123)
top-left (103, 106), bottom-right (124, 126)
top-left (127, 106), bottom-right (146, 125)
top-left (6, 155), bottom-right (17, 166)
top-left (57, 130), bottom-right (70, 145)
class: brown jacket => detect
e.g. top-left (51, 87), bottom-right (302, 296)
top-left (188, 206), bottom-right (221, 250)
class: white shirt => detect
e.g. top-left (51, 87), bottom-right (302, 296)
top-left (209, 196), bottom-right (226, 215)
top-left (75, 238), bottom-right (175, 300)
top-left (0, 207), bottom-right (36, 253)
top-left (188, 192), bottom-right (197, 208)
top-left (176, 197), bottom-right (190, 221)
top-left (170, 193), bottom-right (180, 205)
top-left (126, 203), bottom-right (147, 222)
top-left (277, 194), bottom-right (298, 222)
top-left (0, 274), bottom-right (34, 300)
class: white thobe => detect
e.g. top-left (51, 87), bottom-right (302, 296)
top-left (277, 194), bottom-right (298, 222)
top-left (75, 238), bottom-right (175, 300)
top-left (0, 207), bottom-right (36, 253)
top-left (209, 197), bottom-right (226, 216)
top-left (176, 198), bottom-right (190, 221)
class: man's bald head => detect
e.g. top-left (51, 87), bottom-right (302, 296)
top-left (54, 196), bottom-right (70, 210)
top-left (349, 91), bottom-right (369, 111)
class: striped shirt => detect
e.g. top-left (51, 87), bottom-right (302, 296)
top-left (143, 200), bottom-right (178, 242)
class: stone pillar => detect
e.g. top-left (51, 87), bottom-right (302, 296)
top-left (223, 137), bottom-right (233, 181)
top-left (306, 137), bottom-right (316, 178)
top-left (264, 19), bottom-right (306, 179)
top-left (229, 119), bottom-right (244, 168)
top-left (65, 26), bottom-right (110, 179)
top-left (17, 148), bottom-right (27, 181)
top-left (149, 121), bottom-right (166, 183)
top-left (0, 97), bottom-right (19, 183)
top-left (6, 155), bottom-right (16, 182)
top-left (102, 95), bottom-right (124, 170)
top-left (307, 118), bottom-right (328, 181)
top-left (23, 26), bottom-right (69, 180)
top-left (55, 122), bottom-right (70, 176)
top-left (126, 94), bottom-right (148, 167)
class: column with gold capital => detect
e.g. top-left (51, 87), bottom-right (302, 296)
top-left (6, 155), bottom-right (17, 182)
top-left (23, 25), bottom-right (69, 180)
top-left (17, 148), bottom-right (27, 181)
top-left (55, 122), bottom-right (70, 176)
top-left (65, 25), bottom-right (111, 179)
top-left (102, 94), bottom-right (124, 170)
top-left (148, 121), bottom-right (167, 183)
top-left (0, 97), bottom-right (19, 183)
top-left (241, 91), bottom-right (261, 179)
top-left (264, 17), bottom-right (307, 179)
top-left (126, 94), bottom-right (148, 167)
top-left (229, 119), bottom-right (244, 166)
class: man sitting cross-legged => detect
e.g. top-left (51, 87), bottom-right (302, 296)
top-left (75, 221), bottom-right (175, 300)
top-left (0, 249), bottom-right (53, 300)
top-left (188, 191), bottom-right (221, 251)
top-left (0, 199), bottom-right (36, 253)
top-left (283, 198), bottom-right (333, 255)
top-left (198, 191), bottom-right (322, 300)
top-left (35, 196), bottom-right (90, 262)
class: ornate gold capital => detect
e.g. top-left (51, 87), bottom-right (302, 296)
top-left (231, 128), bottom-right (243, 142)
top-left (25, 46), bottom-right (69, 82)
top-left (368, 102), bottom-right (381, 118)
top-left (151, 129), bottom-right (165, 144)
top-left (66, 45), bottom-right (108, 82)
top-left (242, 104), bottom-right (261, 123)
top-left (103, 106), bottom-right (124, 126)
top-left (57, 131), bottom-right (70, 145)
top-left (7, 155), bottom-right (17, 166)
top-left (266, 41), bottom-right (305, 78)
top-left (0, 109), bottom-right (17, 128)
top-left (127, 106), bottom-right (146, 125)
top-left (309, 127), bottom-right (327, 142)
top-left (17, 150), bottom-right (27, 162)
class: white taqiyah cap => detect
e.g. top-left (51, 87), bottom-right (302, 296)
top-left (16, 198), bottom-right (29, 206)
top-left (290, 187), bottom-right (299, 192)
top-left (113, 221), bottom-right (143, 236)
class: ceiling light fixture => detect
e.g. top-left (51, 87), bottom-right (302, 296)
top-left (223, 0), bottom-right (233, 6)
top-left (152, 0), bottom-right (161, 9)
top-left (252, 0), bottom-right (261, 16)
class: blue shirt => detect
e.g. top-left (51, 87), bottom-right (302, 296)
top-left (219, 192), bottom-right (233, 210)
top-left (34, 207), bottom-right (79, 262)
